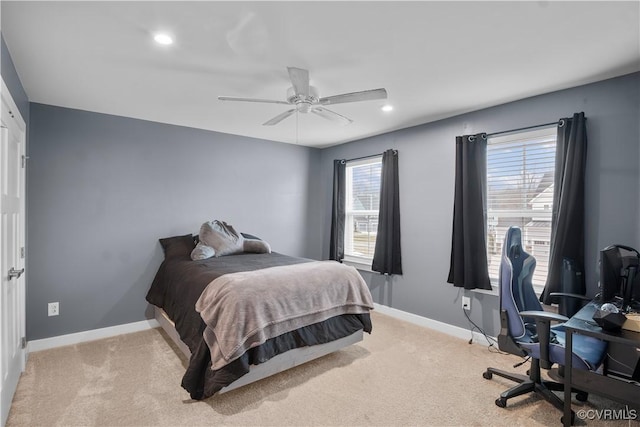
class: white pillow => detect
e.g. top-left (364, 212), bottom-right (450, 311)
top-left (190, 242), bottom-right (215, 260)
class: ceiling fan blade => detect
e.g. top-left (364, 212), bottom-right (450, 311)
top-left (287, 67), bottom-right (309, 97)
top-left (319, 88), bottom-right (388, 105)
top-left (218, 96), bottom-right (290, 105)
top-left (311, 107), bottom-right (353, 125)
top-left (263, 109), bottom-right (296, 126)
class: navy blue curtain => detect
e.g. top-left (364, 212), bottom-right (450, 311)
top-left (329, 160), bottom-right (346, 261)
top-left (447, 133), bottom-right (491, 290)
top-left (541, 113), bottom-right (587, 304)
top-left (372, 149), bottom-right (402, 275)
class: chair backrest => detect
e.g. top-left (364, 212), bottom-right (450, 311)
top-left (499, 226), bottom-right (542, 341)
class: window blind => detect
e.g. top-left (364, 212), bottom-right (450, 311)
top-left (486, 127), bottom-right (557, 292)
top-left (345, 157), bottom-right (382, 260)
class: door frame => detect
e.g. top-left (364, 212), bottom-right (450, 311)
top-left (0, 76), bottom-right (27, 427)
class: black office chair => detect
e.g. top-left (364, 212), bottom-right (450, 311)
top-left (483, 227), bottom-right (607, 423)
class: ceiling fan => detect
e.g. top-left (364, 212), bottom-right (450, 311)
top-left (218, 67), bottom-right (388, 126)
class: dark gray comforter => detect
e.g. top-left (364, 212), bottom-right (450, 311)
top-left (146, 252), bottom-right (372, 399)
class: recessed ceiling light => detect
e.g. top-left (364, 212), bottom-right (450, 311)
top-left (381, 105), bottom-right (394, 112)
top-left (154, 33), bottom-right (173, 45)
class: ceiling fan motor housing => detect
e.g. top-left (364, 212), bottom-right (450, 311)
top-left (287, 86), bottom-right (319, 113)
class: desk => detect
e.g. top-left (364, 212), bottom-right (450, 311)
top-left (563, 302), bottom-right (640, 426)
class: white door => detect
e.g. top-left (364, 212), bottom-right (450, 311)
top-left (0, 79), bottom-right (27, 427)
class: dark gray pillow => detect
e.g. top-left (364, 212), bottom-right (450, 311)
top-left (243, 238), bottom-right (271, 254)
top-left (159, 234), bottom-right (195, 260)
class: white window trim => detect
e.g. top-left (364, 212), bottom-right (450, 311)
top-left (343, 155), bottom-right (382, 265)
top-left (342, 255), bottom-right (374, 272)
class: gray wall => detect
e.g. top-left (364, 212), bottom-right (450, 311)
top-left (317, 72), bottom-right (640, 337)
top-left (18, 66), bottom-right (640, 340)
top-left (27, 104), bottom-right (320, 340)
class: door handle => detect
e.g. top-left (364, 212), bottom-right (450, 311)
top-left (8, 268), bottom-right (24, 280)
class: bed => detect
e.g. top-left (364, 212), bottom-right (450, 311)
top-left (145, 233), bottom-right (374, 400)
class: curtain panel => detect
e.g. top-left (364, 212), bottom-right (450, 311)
top-left (541, 112), bottom-right (587, 304)
top-left (447, 133), bottom-right (491, 290)
top-left (372, 149), bottom-right (402, 275)
top-left (329, 159), bottom-right (346, 261)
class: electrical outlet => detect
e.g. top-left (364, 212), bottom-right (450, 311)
top-left (48, 302), bottom-right (59, 317)
top-left (462, 296), bottom-right (471, 311)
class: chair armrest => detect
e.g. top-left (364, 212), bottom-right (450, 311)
top-left (549, 292), bottom-right (591, 302)
top-left (519, 310), bottom-right (569, 323)
top-left (519, 310), bottom-right (569, 369)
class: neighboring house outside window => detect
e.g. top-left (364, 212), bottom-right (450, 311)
top-left (343, 156), bottom-right (382, 268)
top-left (486, 127), bottom-right (557, 295)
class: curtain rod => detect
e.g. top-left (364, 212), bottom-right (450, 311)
top-left (485, 117), bottom-right (587, 138)
top-left (341, 150), bottom-right (397, 164)
top-left (485, 120), bottom-right (563, 138)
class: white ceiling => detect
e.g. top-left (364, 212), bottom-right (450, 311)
top-left (2, 1), bottom-right (639, 148)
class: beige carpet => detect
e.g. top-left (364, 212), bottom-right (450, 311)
top-left (7, 311), bottom-right (639, 426)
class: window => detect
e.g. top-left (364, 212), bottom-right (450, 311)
top-left (486, 127), bottom-right (557, 294)
top-left (344, 156), bottom-right (382, 264)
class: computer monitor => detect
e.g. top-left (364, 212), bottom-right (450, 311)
top-left (633, 265), bottom-right (640, 302)
top-left (622, 259), bottom-right (639, 311)
top-left (599, 245), bottom-right (640, 312)
top-left (599, 246), bottom-right (623, 303)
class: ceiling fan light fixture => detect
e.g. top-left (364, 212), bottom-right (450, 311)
top-left (296, 102), bottom-right (313, 114)
top-left (153, 33), bottom-right (173, 45)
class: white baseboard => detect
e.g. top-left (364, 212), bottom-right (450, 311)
top-left (28, 319), bottom-right (160, 353)
top-left (27, 305), bottom-right (493, 353)
top-left (373, 303), bottom-right (495, 346)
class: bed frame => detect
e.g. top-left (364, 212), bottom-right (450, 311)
top-left (154, 306), bottom-right (363, 394)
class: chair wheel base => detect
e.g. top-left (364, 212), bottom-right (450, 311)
top-left (483, 371), bottom-right (493, 380)
top-left (495, 397), bottom-right (507, 408)
top-left (576, 391), bottom-right (588, 402)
